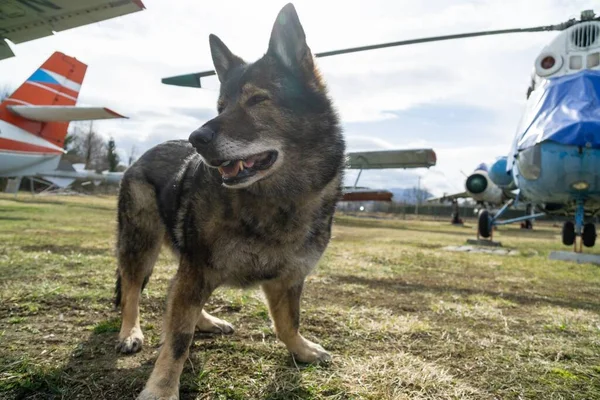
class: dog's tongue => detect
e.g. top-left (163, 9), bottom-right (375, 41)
top-left (243, 156), bottom-right (257, 169)
top-left (243, 152), bottom-right (269, 169)
top-left (217, 153), bottom-right (269, 179)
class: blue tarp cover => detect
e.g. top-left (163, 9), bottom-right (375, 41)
top-left (516, 70), bottom-right (600, 151)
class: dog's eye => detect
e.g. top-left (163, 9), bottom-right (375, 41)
top-left (247, 94), bottom-right (269, 107)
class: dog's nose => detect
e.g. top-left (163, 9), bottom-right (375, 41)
top-left (189, 126), bottom-right (215, 147)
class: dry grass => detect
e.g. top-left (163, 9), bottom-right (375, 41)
top-left (1, 193), bottom-right (600, 399)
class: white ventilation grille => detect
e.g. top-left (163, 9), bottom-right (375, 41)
top-left (570, 22), bottom-right (600, 49)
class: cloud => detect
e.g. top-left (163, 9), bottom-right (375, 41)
top-left (0, 0), bottom-right (596, 195)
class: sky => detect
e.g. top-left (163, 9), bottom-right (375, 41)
top-left (0, 0), bottom-right (596, 196)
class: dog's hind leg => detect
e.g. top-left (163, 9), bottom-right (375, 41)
top-left (115, 180), bottom-right (165, 354)
top-left (262, 278), bottom-right (331, 364)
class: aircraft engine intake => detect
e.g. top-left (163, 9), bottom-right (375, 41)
top-left (465, 170), bottom-right (504, 204)
top-left (466, 173), bottom-right (488, 194)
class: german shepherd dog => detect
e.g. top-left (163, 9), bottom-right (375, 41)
top-left (114, 3), bottom-right (345, 399)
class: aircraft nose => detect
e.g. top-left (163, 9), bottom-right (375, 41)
top-left (189, 126), bottom-right (215, 147)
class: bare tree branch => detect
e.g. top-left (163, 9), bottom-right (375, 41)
top-left (0, 84), bottom-right (13, 101)
top-left (64, 121), bottom-right (108, 171)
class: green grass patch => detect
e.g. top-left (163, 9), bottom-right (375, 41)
top-left (1, 194), bottom-right (600, 399)
top-left (92, 318), bottom-right (121, 334)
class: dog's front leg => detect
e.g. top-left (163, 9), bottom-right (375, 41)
top-left (262, 278), bottom-right (331, 364)
top-left (137, 263), bottom-right (212, 400)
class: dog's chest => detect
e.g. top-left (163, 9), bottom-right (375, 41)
top-left (203, 202), bottom-right (326, 284)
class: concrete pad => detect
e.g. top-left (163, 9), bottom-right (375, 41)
top-left (442, 246), bottom-right (459, 251)
top-left (456, 246), bottom-right (474, 252)
top-left (549, 251), bottom-right (600, 266)
top-left (443, 245), bottom-right (519, 256)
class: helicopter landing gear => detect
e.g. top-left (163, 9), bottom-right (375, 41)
top-left (521, 204), bottom-right (534, 229)
top-left (477, 209), bottom-right (492, 240)
top-left (475, 197), bottom-right (545, 244)
top-left (565, 200), bottom-right (595, 252)
top-left (562, 221), bottom-right (575, 246)
top-left (582, 223), bottom-right (596, 248)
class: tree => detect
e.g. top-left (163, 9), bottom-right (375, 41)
top-left (63, 133), bottom-right (76, 150)
top-left (107, 137), bottom-right (120, 172)
top-left (128, 144), bottom-right (137, 166)
top-left (65, 121), bottom-right (108, 171)
top-left (0, 85), bottom-right (13, 101)
top-left (407, 186), bottom-right (431, 206)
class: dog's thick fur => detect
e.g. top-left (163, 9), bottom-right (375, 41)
top-left (114, 3), bottom-right (345, 399)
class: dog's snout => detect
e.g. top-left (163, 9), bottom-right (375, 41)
top-left (189, 126), bottom-right (216, 147)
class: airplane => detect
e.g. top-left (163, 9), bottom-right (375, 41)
top-left (428, 162), bottom-right (513, 209)
top-left (0, 0), bottom-right (145, 61)
top-left (342, 148), bottom-right (437, 201)
top-left (426, 161), bottom-right (535, 228)
top-left (159, 7), bottom-right (600, 252)
top-left (0, 51), bottom-right (127, 191)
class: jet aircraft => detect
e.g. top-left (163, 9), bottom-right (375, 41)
top-left (429, 162), bottom-right (512, 209)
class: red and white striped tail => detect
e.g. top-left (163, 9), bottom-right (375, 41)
top-left (0, 52), bottom-right (87, 149)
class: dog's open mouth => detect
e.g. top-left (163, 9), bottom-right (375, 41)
top-left (210, 151), bottom-right (278, 185)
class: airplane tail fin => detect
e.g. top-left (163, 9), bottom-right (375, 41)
top-left (0, 51), bottom-right (87, 148)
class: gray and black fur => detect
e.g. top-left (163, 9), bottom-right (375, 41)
top-left (114, 3), bottom-right (345, 399)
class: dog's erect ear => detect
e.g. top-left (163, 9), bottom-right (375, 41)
top-left (209, 34), bottom-right (244, 83)
top-left (267, 3), bottom-right (313, 73)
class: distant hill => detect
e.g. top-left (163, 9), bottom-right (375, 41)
top-left (388, 187), bottom-right (434, 204)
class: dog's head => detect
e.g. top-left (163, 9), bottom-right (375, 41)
top-left (189, 3), bottom-right (344, 193)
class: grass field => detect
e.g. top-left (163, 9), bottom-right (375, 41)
top-left (1, 194), bottom-right (599, 400)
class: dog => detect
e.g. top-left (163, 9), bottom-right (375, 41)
top-left (114, 3), bottom-right (346, 399)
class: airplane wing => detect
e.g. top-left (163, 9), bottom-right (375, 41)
top-left (7, 106), bottom-right (126, 122)
top-left (342, 187), bottom-right (394, 202)
top-left (427, 191), bottom-right (470, 203)
top-left (38, 169), bottom-right (123, 185)
top-left (0, 0), bottom-right (145, 60)
top-left (346, 149), bottom-right (437, 169)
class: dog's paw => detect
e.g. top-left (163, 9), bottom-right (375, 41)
top-left (136, 388), bottom-right (178, 400)
top-left (116, 328), bottom-right (144, 354)
top-left (196, 312), bottom-right (235, 335)
top-left (291, 337), bottom-right (331, 365)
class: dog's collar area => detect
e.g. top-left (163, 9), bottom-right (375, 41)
top-left (210, 150), bottom-right (278, 185)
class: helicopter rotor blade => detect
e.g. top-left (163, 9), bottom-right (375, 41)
top-left (161, 19), bottom-right (579, 88)
top-left (313, 24), bottom-right (569, 58)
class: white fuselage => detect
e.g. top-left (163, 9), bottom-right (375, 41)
top-left (0, 119), bottom-right (64, 177)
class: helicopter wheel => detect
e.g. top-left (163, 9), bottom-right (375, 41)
top-left (562, 221), bottom-right (575, 246)
top-left (583, 223), bottom-right (596, 248)
top-left (478, 210), bottom-right (492, 239)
